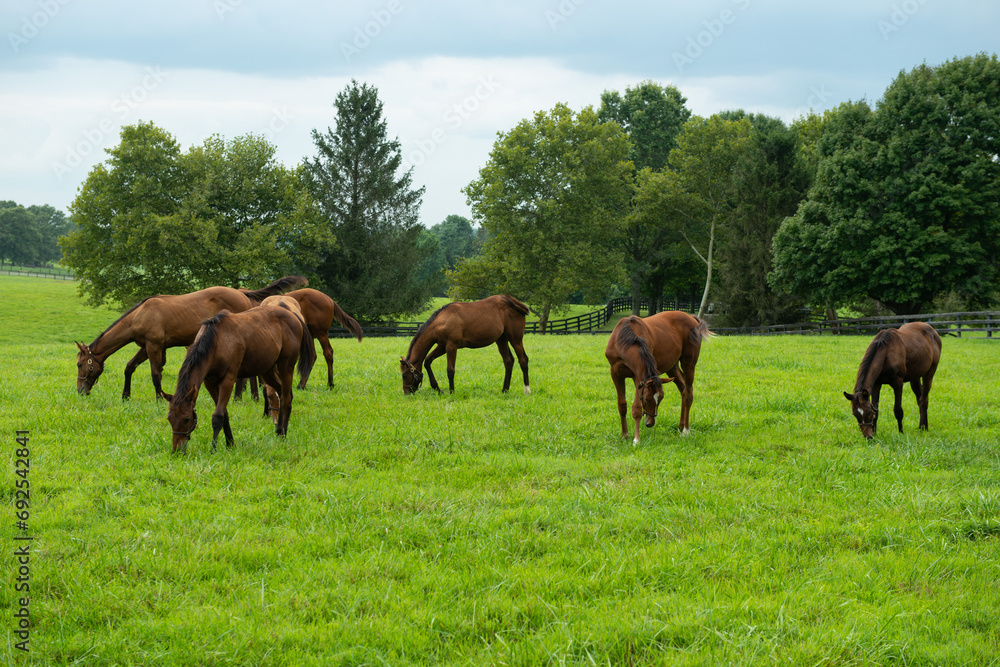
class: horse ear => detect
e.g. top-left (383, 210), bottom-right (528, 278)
top-left (76, 341), bottom-right (87, 352)
top-left (861, 389), bottom-right (870, 400)
top-left (843, 391), bottom-right (853, 402)
top-left (661, 376), bottom-right (675, 385)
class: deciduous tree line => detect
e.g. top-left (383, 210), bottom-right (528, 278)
top-left (59, 54), bottom-right (999, 325)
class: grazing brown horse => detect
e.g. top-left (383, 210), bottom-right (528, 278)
top-left (76, 276), bottom-right (307, 400)
top-left (844, 322), bottom-right (942, 439)
top-left (400, 295), bottom-right (530, 395)
top-left (167, 304), bottom-right (314, 453)
top-left (283, 288), bottom-right (364, 389)
top-left (605, 311), bottom-right (712, 444)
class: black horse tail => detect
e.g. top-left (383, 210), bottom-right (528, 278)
top-left (243, 276), bottom-right (309, 304)
top-left (293, 312), bottom-right (316, 380)
top-left (501, 294), bottom-right (531, 316)
top-left (332, 301), bottom-right (364, 342)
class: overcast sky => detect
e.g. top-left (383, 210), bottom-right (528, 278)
top-left (1, 0), bottom-right (996, 227)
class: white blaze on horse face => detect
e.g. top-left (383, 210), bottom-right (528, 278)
top-left (856, 407), bottom-right (864, 417)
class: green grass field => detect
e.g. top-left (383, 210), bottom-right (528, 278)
top-left (2, 276), bottom-right (999, 665)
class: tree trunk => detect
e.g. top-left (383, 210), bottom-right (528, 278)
top-left (539, 302), bottom-right (551, 333)
top-left (696, 218), bottom-right (716, 319)
top-left (630, 272), bottom-right (642, 316)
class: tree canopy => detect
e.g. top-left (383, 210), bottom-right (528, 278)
top-left (304, 79), bottom-right (434, 322)
top-left (599, 81), bottom-right (694, 316)
top-left (60, 121), bottom-right (330, 308)
top-left (451, 103), bottom-right (633, 330)
top-left (771, 54), bottom-right (1000, 314)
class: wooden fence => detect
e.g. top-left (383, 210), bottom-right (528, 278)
top-left (0, 266), bottom-right (75, 281)
top-left (712, 311), bottom-right (1000, 338)
top-left (331, 302), bottom-right (1000, 339)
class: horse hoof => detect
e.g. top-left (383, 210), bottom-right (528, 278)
top-left (524, 386), bottom-right (531, 395)
top-left (680, 428), bottom-right (690, 437)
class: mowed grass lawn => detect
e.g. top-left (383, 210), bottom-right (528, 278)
top-left (1, 276), bottom-right (999, 666)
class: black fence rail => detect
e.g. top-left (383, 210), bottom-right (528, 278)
top-left (713, 311), bottom-right (1000, 338)
top-left (330, 296), bottom-right (697, 338)
top-left (0, 266), bottom-right (75, 280)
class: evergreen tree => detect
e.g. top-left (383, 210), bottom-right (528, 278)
top-left (304, 80), bottom-right (434, 322)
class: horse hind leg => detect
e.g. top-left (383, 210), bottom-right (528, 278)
top-left (913, 374), bottom-right (933, 430)
top-left (122, 346), bottom-right (149, 401)
top-left (666, 364), bottom-right (692, 435)
top-left (496, 339), bottom-right (515, 393)
top-left (510, 337), bottom-right (530, 395)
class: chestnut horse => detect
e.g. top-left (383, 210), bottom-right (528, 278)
top-left (400, 295), bottom-right (530, 395)
top-left (76, 276), bottom-right (307, 400)
top-left (167, 303), bottom-right (314, 453)
top-left (605, 311), bottom-right (712, 444)
top-left (284, 288), bottom-right (364, 389)
top-left (843, 322), bottom-right (941, 439)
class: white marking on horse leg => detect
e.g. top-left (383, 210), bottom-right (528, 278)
top-left (524, 385), bottom-right (531, 395)
top-left (681, 428), bottom-right (690, 436)
top-left (632, 437), bottom-right (640, 446)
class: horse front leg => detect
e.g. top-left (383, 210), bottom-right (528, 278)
top-left (122, 346), bottom-right (149, 401)
top-left (891, 378), bottom-right (905, 433)
top-left (631, 384), bottom-right (644, 445)
top-left (871, 384), bottom-right (883, 436)
top-left (147, 345), bottom-right (172, 401)
top-left (445, 345), bottom-right (459, 393)
top-left (207, 379), bottom-right (236, 451)
top-left (423, 343), bottom-right (446, 393)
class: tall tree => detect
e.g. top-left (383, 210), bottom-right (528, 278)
top-left (771, 54), bottom-right (1000, 314)
top-left (713, 111), bottom-right (812, 326)
top-left (0, 205), bottom-right (42, 266)
top-left (599, 81), bottom-right (692, 315)
top-left (416, 215), bottom-right (484, 295)
top-left (60, 122), bottom-right (329, 308)
top-left (304, 79), bottom-right (433, 322)
top-left (637, 115), bottom-right (752, 318)
top-left (451, 103), bottom-right (633, 330)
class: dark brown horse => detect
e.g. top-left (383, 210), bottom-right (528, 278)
top-left (605, 311), bottom-right (712, 444)
top-left (167, 303), bottom-right (314, 453)
top-left (284, 288), bottom-right (364, 389)
top-left (400, 295), bottom-right (530, 395)
top-left (76, 276), bottom-right (307, 400)
top-left (844, 322), bottom-right (942, 439)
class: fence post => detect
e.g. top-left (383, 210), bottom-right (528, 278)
top-left (989, 313), bottom-right (993, 339)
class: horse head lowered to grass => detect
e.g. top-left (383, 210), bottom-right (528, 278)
top-left (76, 276), bottom-right (307, 401)
top-left (166, 302), bottom-right (314, 453)
top-left (605, 311), bottom-right (712, 445)
top-left (400, 295), bottom-right (530, 395)
top-left (844, 321), bottom-right (941, 439)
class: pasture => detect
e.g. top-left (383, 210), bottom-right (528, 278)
top-left (2, 275), bottom-right (999, 666)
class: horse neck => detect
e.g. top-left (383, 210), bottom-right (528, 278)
top-left (406, 329), bottom-right (436, 366)
top-left (90, 316), bottom-right (138, 360)
top-left (854, 346), bottom-right (886, 393)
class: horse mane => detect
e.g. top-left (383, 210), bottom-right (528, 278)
top-left (618, 316), bottom-right (660, 382)
top-left (90, 297), bottom-right (154, 347)
top-left (408, 303), bottom-right (454, 356)
top-left (500, 294), bottom-right (530, 316)
top-left (174, 311), bottom-right (228, 399)
top-left (856, 328), bottom-right (900, 387)
top-left (242, 276), bottom-right (308, 303)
